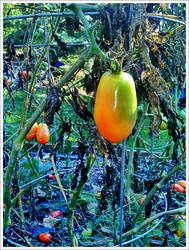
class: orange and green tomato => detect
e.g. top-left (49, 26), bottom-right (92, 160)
top-left (94, 71), bottom-right (137, 144)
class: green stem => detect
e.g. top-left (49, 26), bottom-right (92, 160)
top-left (64, 76), bottom-right (85, 93)
top-left (70, 4), bottom-right (120, 72)
top-left (24, 146), bottom-right (39, 176)
top-left (115, 206), bottom-right (186, 244)
top-left (51, 156), bottom-right (68, 205)
top-left (119, 139), bottom-right (126, 246)
top-left (3, 131), bottom-right (18, 145)
top-left (67, 153), bottom-right (95, 246)
top-left (125, 103), bottom-right (149, 205)
top-left (141, 139), bottom-right (170, 160)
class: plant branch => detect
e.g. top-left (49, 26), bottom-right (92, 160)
top-left (125, 103), bottom-right (149, 204)
top-left (115, 206), bottom-right (186, 244)
top-left (51, 155), bottom-right (68, 206)
top-left (131, 151), bottom-right (185, 228)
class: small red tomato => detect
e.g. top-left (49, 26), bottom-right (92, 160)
top-left (41, 112), bottom-right (47, 118)
top-left (48, 174), bottom-right (56, 179)
top-left (28, 84), bottom-right (35, 93)
top-left (50, 210), bottom-right (61, 218)
top-left (39, 233), bottom-right (52, 242)
top-left (138, 195), bottom-right (146, 204)
top-left (22, 70), bottom-right (27, 78)
top-left (5, 79), bottom-right (12, 86)
top-left (171, 183), bottom-right (185, 193)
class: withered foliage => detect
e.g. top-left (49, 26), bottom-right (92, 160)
top-left (84, 56), bottom-right (107, 93)
top-left (45, 86), bottom-right (61, 125)
top-left (67, 88), bottom-right (93, 121)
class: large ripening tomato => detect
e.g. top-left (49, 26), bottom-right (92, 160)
top-left (94, 72), bottom-right (137, 144)
top-left (26, 122), bottom-right (38, 141)
top-left (36, 123), bottom-right (50, 144)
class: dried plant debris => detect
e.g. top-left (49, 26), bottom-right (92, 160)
top-left (84, 56), bottom-right (107, 93)
top-left (45, 86), bottom-right (61, 125)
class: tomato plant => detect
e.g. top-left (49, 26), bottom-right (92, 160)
top-left (39, 232), bottom-right (52, 242)
top-left (25, 122), bottom-right (38, 141)
top-left (36, 123), bottom-right (50, 144)
top-left (94, 72), bottom-right (137, 144)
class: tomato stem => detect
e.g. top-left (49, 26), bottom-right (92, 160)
top-left (119, 139), bottom-right (126, 246)
top-left (125, 103), bottom-right (149, 209)
top-left (70, 4), bottom-right (120, 73)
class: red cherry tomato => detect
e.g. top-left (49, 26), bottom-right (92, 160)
top-left (48, 174), bottom-right (56, 179)
top-left (171, 183), bottom-right (185, 193)
top-left (36, 123), bottom-right (50, 144)
top-left (22, 70), bottom-right (27, 78)
top-left (41, 112), bottom-right (47, 118)
top-left (50, 210), bottom-right (61, 218)
top-left (39, 232), bottom-right (52, 242)
top-left (5, 80), bottom-right (12, 86)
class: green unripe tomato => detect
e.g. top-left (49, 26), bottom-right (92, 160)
top-left (40, 62), bottom-right (48, 70)
top-left (176, 219), bottom-right (186, 237)
top-left (179, 110), bottom-right (185, 120)
top-left (160, 120), bottom-right (167, 130)
top-left (38, 28), bottom-right (44, 35)
top-left (28, 71), bottom-right (33, 78)
top-left (81, 228), bottom-right (93, 237)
